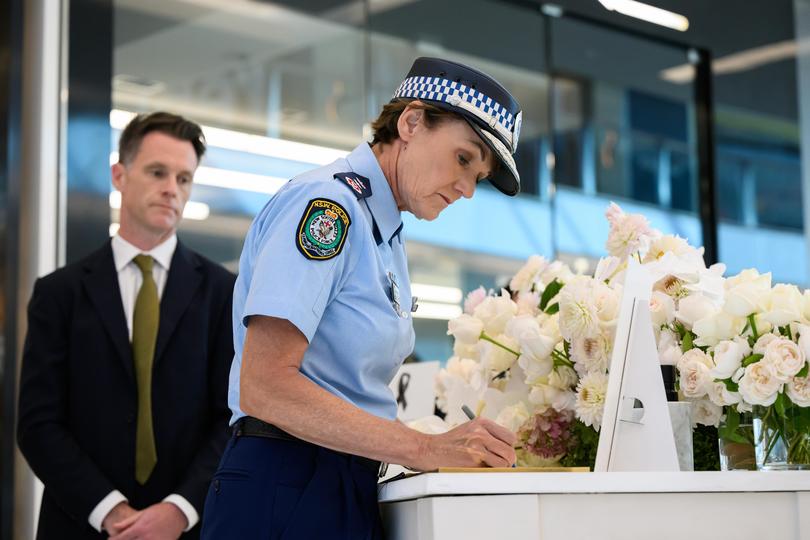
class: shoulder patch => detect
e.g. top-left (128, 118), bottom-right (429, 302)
top-left (296, 198), bottom-right (352, 261)
top-left (333, 172), bottom-right (372, 199)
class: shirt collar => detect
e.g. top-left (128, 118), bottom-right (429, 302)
top-left (345, 143), bottom-right (403, 245)
top-left (112, 233), bottom-right (177, 273)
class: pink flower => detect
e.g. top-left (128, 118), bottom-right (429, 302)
top-left (604, 202), bottom-right (656, 260)
top-left (463, 286), bottom-right (487, 315)
top-left (517, 408), bottom-right (576, 460)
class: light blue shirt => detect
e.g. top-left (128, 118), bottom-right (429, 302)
top-left (228, 142), bottom-right (415, 424)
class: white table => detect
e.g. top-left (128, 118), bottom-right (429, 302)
top-left (379, 471), bottom-right (810, 540)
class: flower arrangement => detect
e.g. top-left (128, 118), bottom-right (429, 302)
top-left (419, 202), bottom-right (810, 470)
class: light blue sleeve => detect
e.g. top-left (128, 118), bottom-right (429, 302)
top-left (241, 181), bottom-right (365, 342)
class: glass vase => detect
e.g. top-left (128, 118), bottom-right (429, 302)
top-left (752, 402), bottom-right (810, 470)
top-left (717, 409), bottom-right (756, 471)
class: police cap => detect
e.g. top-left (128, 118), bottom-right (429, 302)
top-left (392, 57), bottom-right (523, 196)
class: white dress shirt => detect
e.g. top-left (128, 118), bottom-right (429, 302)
top-left (88, 234), bottom-right (198, 533)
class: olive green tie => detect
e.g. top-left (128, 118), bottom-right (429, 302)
top-left (132, 254), bottom-right (158, 484)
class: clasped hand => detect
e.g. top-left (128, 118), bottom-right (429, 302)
top-left (104, 501), bottom-right (188, 540)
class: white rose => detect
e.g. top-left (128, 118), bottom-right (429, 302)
top-left (737, 400), bottom-right (753, 413)
top-left (453, 340), bottom-right (480, 361)
top-left (724, 269), bottom-right (772, 317)
top-left (753, 332), bottom-right (779, 355)
top-left (558, 277), bottom-right (600, 341)
top-left (537, 312), bottom-right (562, 343)
top-left (803, 290), bottom-right (810, 322)
top-left (650, 291), bottom-right (676, 328)
top-left (796, 324), bottom-right (810, 360)
top-left (738, 361), bottom-right (782, 406)
top-left (510, 255), bottom-right (548, 293)
top-left (473, 292), bottom-right (518, 336)
top-left (643, 234), bottom-right (697, 263)
top-left (657, 328), bottom-right (682, 366)
top-left (676, 348), bottom-right (713, 398)
top-left (434, 357), bottom-right (485, 413)
top-left (706, 380), bottom-right (742, 407)
top-left (539, 260), bottom-right (574, 288)
top-left (550, 389), bottom-right (577, 412)
top-left (575, 370), bottom-right (609, 430)
top-left (763, 284), bottom-right (804, 327)
top-left (518, 351), bottom-right (553, 385)
top-left (494, 402), bottom-right (531, 433)
top-left (675, 294), bottom-right (718, 330)
top-left (692, 311), bottom-right (745, 347)
top-left (447, 314), bottom-right (484, 345)
top-left (691, 397), bottom-right (723, 427)
top-left (441, 357), bottom-right (484, 389)
top-left (710, 338), bottom-right (750, 379)
top-left (763, 337), bottom-right (806, 382)
top-left (505, 314), bottom-right (540, 341)
top-left (528, 383), bottom-right (560, 410)
top-left (520, 332), bottom-right (557, 363)
top-left (593, 281), bottom-right (621, 330)
top-left (463, 286), bottom-right (488, 315)
top-left (515, 291), bottom-right (540, 316)
top-left (786, 374), bottom-right (810, 407)
top-left (479, 334), bottom-right (520, 374)
top-left (548, 366), bottom-right (578, 390)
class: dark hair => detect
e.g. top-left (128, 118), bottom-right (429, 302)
top-left (370, 100), bottom-right (458, 145)
top-left (118, 111), bottom-right (206, 165)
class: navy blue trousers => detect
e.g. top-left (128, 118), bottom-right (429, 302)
top-left (200, 434), bottom-right (385, 539)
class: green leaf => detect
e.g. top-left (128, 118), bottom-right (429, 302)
top-left (539, 279), bottom-right (563, 311)
top-left (741, 353), bottom-right (764, 367)
top-left (563, 339), bottom-right (571, 357)
top-left (718, 429), bottom-right (750, 445)
top-left (720, 378), bottom-right (739, 392)
top-left (778, 325), bottom-right (794, 340)
top-left (797, 362), bottom-right (809, 379)
top-left (774, 392), bottom-right (788, 419)
top-left (681, 331), bottom-right (694, 353)
top-left (748, 336), bottom-right (755, 348)
top-left (545, 302), bottom-right (560, 315)
top-left (673, 322), bottom-right (687, 341)
top-left (725, 407), bottom-right (740, 432)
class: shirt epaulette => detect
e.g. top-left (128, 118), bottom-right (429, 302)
top-left (333, 172), bottom-right (372, 199)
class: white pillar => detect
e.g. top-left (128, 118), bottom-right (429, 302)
top-left (15, 0), bottom-right (67, 537)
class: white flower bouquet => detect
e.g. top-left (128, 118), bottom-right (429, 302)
top-left (426, 202), bottom-right (810, 469)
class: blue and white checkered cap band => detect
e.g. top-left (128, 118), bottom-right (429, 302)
top-left (393, 76), bottom-right (520, 154)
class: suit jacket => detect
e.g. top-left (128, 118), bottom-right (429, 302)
top-left (17, 240), bottom-right (235, 539)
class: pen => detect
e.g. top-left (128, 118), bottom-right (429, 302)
top-left (461, 404), bottom-right (476, 420)
top-left (461, 404), bottom-right (516, 468)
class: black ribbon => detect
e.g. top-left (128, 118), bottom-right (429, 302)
top-left (396, 373), bottom-right (411, 410)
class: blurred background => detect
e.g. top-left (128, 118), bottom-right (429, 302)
top-left (3, 0), bottom-right (810, 536)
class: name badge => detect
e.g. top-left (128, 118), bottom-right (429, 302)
top-left (388, 271), bottom-right (408, 318)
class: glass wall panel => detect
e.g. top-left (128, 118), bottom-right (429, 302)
top-left (113, 0), bottom-right (367, 269)
top-left (106, 0), bottom-right (552, 363)
top-left (548, 15), bottom-right (701, 259)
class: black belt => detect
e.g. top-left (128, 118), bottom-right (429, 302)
top-left (234, 417), bottom-right (388, 478)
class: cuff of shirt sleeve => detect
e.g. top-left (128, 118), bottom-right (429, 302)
top-left (88, 490), bottom-right (128, 533)
top-left (163, 494), bottom-right (199, 532)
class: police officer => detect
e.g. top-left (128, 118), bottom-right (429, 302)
top-left (201, 57), bottom-right (523, 539)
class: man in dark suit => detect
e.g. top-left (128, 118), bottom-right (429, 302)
top-left (17, 112), bottom-right (235, 539)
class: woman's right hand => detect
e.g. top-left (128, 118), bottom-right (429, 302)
top-left (411, 418), bottom-right (517, 471)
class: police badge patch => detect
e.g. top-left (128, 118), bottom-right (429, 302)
top-left (296, 198), bottom-right (351, 260)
